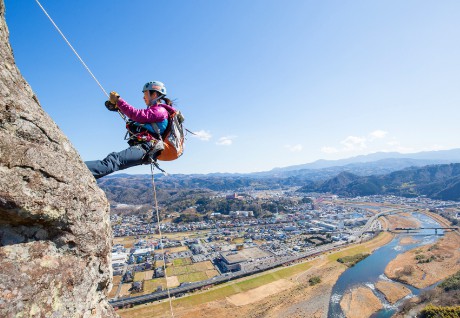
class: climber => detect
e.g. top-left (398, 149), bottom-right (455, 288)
top-left (85, 81), bottom-right (180, 179)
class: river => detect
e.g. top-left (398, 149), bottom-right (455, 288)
top-left (328, 213), bottom-right (443, 318)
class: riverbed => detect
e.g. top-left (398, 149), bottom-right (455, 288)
top-left (328, 213), bottom-right (443, 318)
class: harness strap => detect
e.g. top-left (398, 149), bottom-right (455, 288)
top-left (148, 95), bottom-right (162, 106)
top-left (150, 122), bottom-right (162, 139)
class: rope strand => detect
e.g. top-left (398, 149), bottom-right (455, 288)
top-left (150, 163), bottom-right (175, 318)
top-left (35, 0), bottom-right (109, 97)
top-left (35, 0), bottom-right (127, 123)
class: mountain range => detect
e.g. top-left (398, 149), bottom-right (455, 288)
top-left (297, 163), bottom-right (460, 201)
top-left (99, 149), bottom-right (460, 203)
top-left (268, 148), bottom-right (460, 172)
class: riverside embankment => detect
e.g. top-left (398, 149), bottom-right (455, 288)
top-left (329, 212), bottom-right (458, 318)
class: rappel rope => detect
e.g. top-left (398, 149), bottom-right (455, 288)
top-left (34, 0), bottom-right (127, 122)
top-left (150, 163), bottom-right (175, 317)
top-left (35, 1), bottom-right (175, 316)
top-left (34, 0), bottom-right (107, 96)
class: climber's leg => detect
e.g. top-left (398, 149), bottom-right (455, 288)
top-left (85, 145), bottom-right (147, 179)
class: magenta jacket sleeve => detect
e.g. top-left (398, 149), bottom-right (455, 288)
top-left (116, 98), bottom-right (170, 123)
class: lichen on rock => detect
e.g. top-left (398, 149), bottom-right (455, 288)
top-left (0, 0), bottom-right (117, 316)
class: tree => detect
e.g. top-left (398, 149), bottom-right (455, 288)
top-left (309, 276), bottom-right (321, 286)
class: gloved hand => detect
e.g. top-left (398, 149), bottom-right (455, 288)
top-left (176, 111), bottom-right (185, 124)
top-left (105, 100), bottom-right (118, 112)
top-left (109, 91), bottom-right (120, 104)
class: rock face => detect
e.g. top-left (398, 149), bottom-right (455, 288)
top-left (0, 1), bottom-right (117, 317)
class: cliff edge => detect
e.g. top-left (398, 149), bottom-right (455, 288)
top-left (0, 1), bottom-right (117, 317)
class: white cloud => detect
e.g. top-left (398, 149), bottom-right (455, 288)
top-left (321, 146), bottom-right (339, 154)
top-left (386, 140), bottom-right (400, 147)
top-left (324, 130), bottom-right (426, 155)
top-left (369, 130), bottom-right (388, 139)
top-left (341, 136), bottom-right (367, 151)
top-left (216, 136), bottom-right (236, 146)
top-left (285, 144), bottom-right (303, 152)
top-left (192, 130), bottom-right (212, 141)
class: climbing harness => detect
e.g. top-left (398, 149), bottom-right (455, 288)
top-left (35, 1), bottom-right (175, 316)
top-left (125, 120), bottom-right (161, 146)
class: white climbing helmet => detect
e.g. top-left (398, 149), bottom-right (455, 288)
top-left (142, 81), bottom-right (167, 96)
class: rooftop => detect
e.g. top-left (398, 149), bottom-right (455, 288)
top-left (221, 247), bottom-right (270, 264)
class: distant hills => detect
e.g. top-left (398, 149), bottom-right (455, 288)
top-left (268, 148), bottom-right (460, 172)
top-left (100, 149), bottom-right (460, 203)
top-left (252, 157), bottom-right (457, 181)
top-left (298, 163), bottom-right (460, 201)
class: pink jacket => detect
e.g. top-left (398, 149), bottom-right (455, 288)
top-left (116, 98), bottom-right (176, 123)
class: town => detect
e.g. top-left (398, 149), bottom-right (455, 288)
top-left (108, 191), bottom-right (460, 308)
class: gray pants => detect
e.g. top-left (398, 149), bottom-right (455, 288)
top-left (85, 145), bottom-right (148, 179)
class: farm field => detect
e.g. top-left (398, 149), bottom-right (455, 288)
top-left (166, 276), bottom-right (180, 288)
top-left (134, 270), bottom-right (154, 282)
top-left (165, 246), bottom-right (189, 253)
top-left (113, 275), bottom-right (122, 285)
top-left (134, 272), bottom-right (144, 282)
top-left (177, 271), bottom-right (208, 283)
top-left (205, 270), bottom-right (219, 278)
top-left (119, 283), bottom-right (132, 297)
top-left (173, 257), bottom-right (192, 266)
top-left (166, 259), bottom-right (216, 279)
top-left (143, 278), bottom-right (167, 294)
top-left (118, 259), bottom-right (218, 298)
top-left (108, 285), bottom-right (118, 298)
top-left (113, 231), bottom-right (210, 249)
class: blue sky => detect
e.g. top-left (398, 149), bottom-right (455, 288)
top-left (4, 1), bottom-right (460, 174)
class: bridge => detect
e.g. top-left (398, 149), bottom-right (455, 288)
top-left (392, 227), bottom-right (458, 234)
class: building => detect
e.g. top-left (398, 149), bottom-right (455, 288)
top-left (218, 247), bottom-right (270, 272)
top-left (154, 267), bottom-right (165, 278)
top-left (130, 281), bottom-right (143, 292)
top-left (226, 193), bottom-right (244, 200)
top-left (312, 220), bottom-right (337, 231)
top-left (229, 211), bottom-right (254, 218)
top-left (133, 247), bottom-right (154, 257)
top-left (111, 252), bottom-right (129, 266)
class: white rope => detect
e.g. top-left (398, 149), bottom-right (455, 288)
top-left (35, 0), bottom-right (128, 123)
top-left (35, 0), bottom-right (109, 97)
top-left (150, 163), bottom-right (175, 318)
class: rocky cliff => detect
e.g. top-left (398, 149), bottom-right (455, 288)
top-left (0, 1), bottom-right (117, 317)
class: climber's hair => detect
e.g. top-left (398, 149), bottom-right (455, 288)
top-left (149, 90), bottom-right (172, 106)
